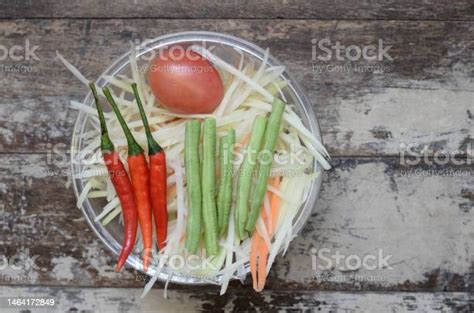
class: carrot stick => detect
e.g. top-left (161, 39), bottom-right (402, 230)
top-left (250, 176), bottom-right (282, 291)
top-left (238, 132), bottom-right (251, 150)
top-left (249, 232), bottom-right (262, 290)
top-left (267, 177), bottom-right (281, 237)
top-left (256, 244), bottom-right (268, 291)
top-left (167, 184), bottom-right (177, 202)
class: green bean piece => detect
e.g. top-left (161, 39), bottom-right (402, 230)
top-left (235, 116), bottom-right (268, 239)
top-left (217, 134), bottom-right (228, 232)
top-left (245, 98), bottom-right (286, 234)
top-left (201, 118), bottom-right (219, 256)
top-left (185, 120), bottom-right (202, 254)
top-left (217, 129), bottom-right (236, 235)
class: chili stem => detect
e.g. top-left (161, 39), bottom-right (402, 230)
top-left (89, 83), bottom-right (114, 153)
top-left (131, 83), bottom-right (162, 154)
top-left (102, 87), bottom-right (143, 156)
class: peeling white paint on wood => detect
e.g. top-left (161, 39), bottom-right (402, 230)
top-left (0, 154), bottom-right (472, 290)
top-left (0, 10), bottom-right (473, 311)
top-left (51, 256), bottom-right (77, 281)
top-left (330, 85), bottom-right (474, 156)
top-left (279, 160), bottom-right (473, 288)
top-left (0, 287), bottom-right (471, 312)
top-left (0, 20), bottom-right (472, 156)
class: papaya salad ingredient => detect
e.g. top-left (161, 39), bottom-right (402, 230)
top-left (245, 98), bottom-right (285, 234)
top-left (148, 48), bottom-right (224, 114)
top-left (217, 129), bottom-right (236, 235)
top-left (183, 103), bottom-right (285, 255)
top-left (103, 87), bottom-right (153, 271)
top-left (201, 118), bottom-right (219, 256)
top-left (184, 120), bottom-right (202, 254)
top-left (235, 115), bottom-right (267, 239)
top-left (132, 83), bottom-right (168, 250)
top-left (60, 42), bottom-right (331, 296)
top-left (89, 83), bottom-right (139, 272)
top-left (183, 120), bottom-right (237, 255)
top-left (250, 176), bottom-right (281, 291)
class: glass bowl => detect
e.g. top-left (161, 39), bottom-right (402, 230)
top-left (70, 31), bottom-right (323, 285)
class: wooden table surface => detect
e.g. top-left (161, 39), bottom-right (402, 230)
top-left (0, 1), bottom-right (473, 312)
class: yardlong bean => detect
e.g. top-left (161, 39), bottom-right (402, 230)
top-left (201, 118), bottom-right (219, 256)
top-left (184, 120), bottom-right (202, 254)
top-left (235, 116), bottom-right (267, 239)
top-left (217, 129), bottom-right (236, 235)
top-left (246, 98), bottom-right (285, 234)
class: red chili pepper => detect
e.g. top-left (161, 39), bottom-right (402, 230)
top-left (103, 87), bottom-right (153, 272)
top-left (89, 83), bottom-right (138, 272)
top-left (132, 83), bottom-right (168, 250)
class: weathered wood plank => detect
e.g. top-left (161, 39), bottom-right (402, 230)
top-left (0, 0), bottom-right (473, 20)
top-left (0, 154), bottom-right (472, 291)
top-left (0, 287), bottom-right (472, 313)
top-left (0, 19), bottom-right (472, 155)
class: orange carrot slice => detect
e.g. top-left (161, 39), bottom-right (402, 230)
top-left (250, 176), bottom-right (282, 291)
top-left (167, 184), bottom-right (177, 202)
top-left (238, 132), bottom-right (251, 150)
top-left (256, 243), bottom-right (268, 291)
top-left (268, 177), bottom-right (281, 237)
top-left (250, 232), bottom-right (262, 290)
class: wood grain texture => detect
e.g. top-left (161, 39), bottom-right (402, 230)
top-left (1, 287), bottom-right (473, 313)
top-left (0, 0), bottom-right (473, 20)
top-left (0, 19), bottom-right (472, 156)
top-left (1, 154), bottom-right (472, 291)
top-left (0, 5), bottom-right (473, 307)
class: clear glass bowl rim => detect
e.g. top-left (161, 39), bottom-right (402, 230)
top-left (70, 31), bottom-right (323, 285)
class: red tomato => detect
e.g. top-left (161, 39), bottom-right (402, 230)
top-left (148, 47), bottom-right (224, 114)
